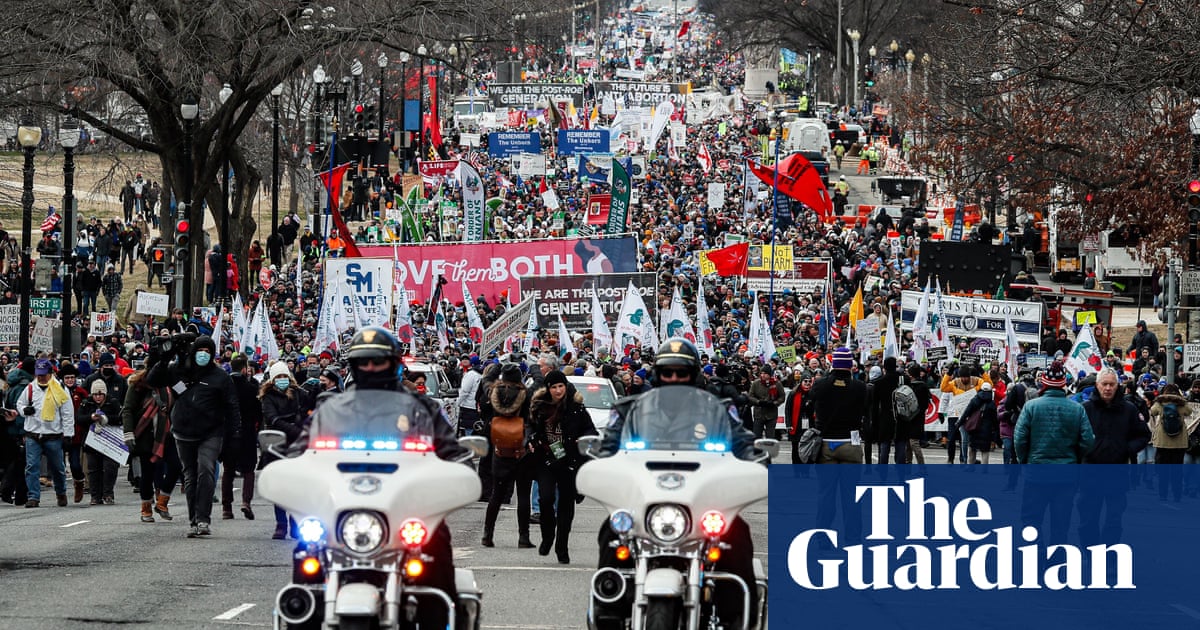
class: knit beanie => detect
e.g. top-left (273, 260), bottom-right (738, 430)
top-left (831, 347), bottom-right (853, 370)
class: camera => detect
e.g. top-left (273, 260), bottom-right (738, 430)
top-left (23, 405), bottom-right (36, 416)
top-left (150, 331), bottom-right (198, 357)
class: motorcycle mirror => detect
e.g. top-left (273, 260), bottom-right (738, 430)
top-left (258, 429), bottom-right (289, 459)
top-left (458, 435), bottom-right (489, 457)
top-left (753, 438), bottom-right (780, 463)
top-left (577, 435), bottom-right (602, 459)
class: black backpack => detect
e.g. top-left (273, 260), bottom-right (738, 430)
top-left (1161, 403), bottom-right (1183, 438)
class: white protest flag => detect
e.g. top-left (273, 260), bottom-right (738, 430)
top-left (296, 242), bottom-right (304, 312)
top-left (434, 302), bottom-right (451, 352)
top-left (231, 293), bottom-right (248, 351)
top-left (1005, 312), bottom-right (1021, 377)
top-left (909, 279), bottom-right (931, 364)
top-left (646, 100), bottom-right (675, 152)
top-left (557, 314), bottom-right (576, 359)
top-left (591, 288), bottom-right (613, 353)
top-left (395, 282), bottom-right (414, 345)
top-left (539, 177), bottom-right (560, 210)
top-left (696, 143), bottom-right (712, 173)
top-left (747, 301), bottom-right (776, 362)
top-left (694, 276), bottom-right (716, 359)
top-left (330, 279), bottom-right (351, 332)
top-left (461, 281), bottom-right (486, 346)
top-left (614, 281), bottom-right (651, 356)
top-left (240, 301), bottom-right (260, 357)
top-left (664, 286), bottom-right (697, 343)
top-left (246, 299), bottom-right (269, 357)
top-left (349, 283), bottom-right (372, 330)
top-left (522, 297), bottom-right (539, 354)
top-left (211, 305), bottom-right (225, 350)
top-left (883, 310), bottom-right (900, 360)
top-left (311, 290), bottom-right (340, 355)
top-left (261, 316), bottom-right (281, 362)
top-left (644, 318), bottom-right (660, 350)
top-left (1065, 323), bottom-right (1101, 378)
top-left (932, 279), bottom-right (954, 354)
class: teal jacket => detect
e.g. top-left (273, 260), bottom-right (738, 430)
top-left (1014, 389), bottom-right (1095, 464)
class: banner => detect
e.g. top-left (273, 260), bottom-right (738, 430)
top-left (900, 290), bottom-right (1042, 344)
top-left (557, 129), bottom-right (612, 156)
top-left (593, 81), bottom-right (691, 108)
top-left (89, 312), bottom-right (117, 336)
top-left (324, 258), bottom-right (393, 330)
top-left (480, 296), bottom-right (535, 357)
top-left (520, 273), bottom-right (657, 329)
top-left (487, 132), bottom-right (540, 157)
top-left (578, 154), bottom-right (613, 184)
top-left (606, 159), bottom-right (632, 235)
top-left (362, 237), bottom-right (639, 305)
top-left (0, 305), bottom-right (16, 345)
top-left (487, 83), bottom-right (586, 108)
top-left (586, 193), bottom-right (612, 226)
top-left (459, 161), bottom-right (487, 242)
top-left (135, 292), bottom-right (170, 317)
top-left (743, 259), bottom-right (831, 294)
top-left (699, 245), bottom-right (793, 275)
top-left (417, 160), bottom-right (459, 180)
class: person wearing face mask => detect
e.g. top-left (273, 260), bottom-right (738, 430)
top-left (259, 360), bottom-right (314, 539)
top-left (84, 353), bottom-right (127, 408)
top-left (146, 335), bottom-right (241, 538)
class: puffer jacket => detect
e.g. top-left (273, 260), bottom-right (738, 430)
top-left (1082, 390), bottom-right (1150, 463)
top-left (1014, 389), bottom-right (1095, 464)
top-left (529, 383), bottom-right (597, 471)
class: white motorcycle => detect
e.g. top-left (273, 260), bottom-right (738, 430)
top-left (576, 388), bottom-right (775, 630)
top-left (257, 429), bottom-right (487, 630)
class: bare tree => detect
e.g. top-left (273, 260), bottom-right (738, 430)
top-left (0, 0), bottom-right (519, 304)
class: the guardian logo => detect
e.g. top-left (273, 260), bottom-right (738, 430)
top-left (787, 479), bottom-right (1134, 591)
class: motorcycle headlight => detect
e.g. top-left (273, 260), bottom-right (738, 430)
top-left (297, 517), bottom-right (326, 543)
top-left (646, 504), bottom-right (689, 544)
top-left (340, 511), bottom-right (386, 554)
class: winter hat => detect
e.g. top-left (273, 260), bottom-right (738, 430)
top-left (268, 362), bottom-right (291, 380)
top-left (191, 335), bottom-right (217, 354)
top-left (58, 363), bottom-right (78, 377)
top-left (499, 364), bottom-right (524, 385)
top-left (831, 347), bottom-right (854, 370)
top-left (1040, 361), bottom-right (1069, 390)
top-left (980, 382), bottom-right (993, 392)
top-left (543, 369), bottom-right (569, 388)
top-left (91, 380), bottom-right (108, 395)
top-left (99, 352), bottom-right (115, 366)
top-left (868, 365), bottom-right (882, 380)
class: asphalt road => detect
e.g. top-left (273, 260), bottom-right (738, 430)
top-left (0, 467), bottom-right (769, 630)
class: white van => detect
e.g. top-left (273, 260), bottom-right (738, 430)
top-left (784, 119), bottom-right (831, 156)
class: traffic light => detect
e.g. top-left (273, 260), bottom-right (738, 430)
top-left (174, 217), bottom-right (190, 261)
top-left (1188, 179), bottom-right (1200, 221)
top-left (864, 68), bottom-right (875, 88)
top-left (354, 103), bottom-right (365, 132)
top-left (151, 246), bottom-right (166, 264)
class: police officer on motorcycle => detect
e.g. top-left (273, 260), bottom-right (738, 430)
top-left (295, 326), bottom-right (472, 628)
top-left (594, 338), bottom-right (764, 629)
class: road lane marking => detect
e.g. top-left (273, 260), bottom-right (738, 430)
top-left (466, 565), bottom-right (593, 572)
top-left (60, 520), bottom-right (90, 528)
top-left (213, 603), bottom-right (256, 620)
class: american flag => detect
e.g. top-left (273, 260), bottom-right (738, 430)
top-left (40, 207), bottom-right (60, 232)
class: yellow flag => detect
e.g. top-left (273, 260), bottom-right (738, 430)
top-left (849, 286), bottom-right (864, 331)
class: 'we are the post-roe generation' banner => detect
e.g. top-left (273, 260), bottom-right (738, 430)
top-left (769, 466), bottom-right (1199, 628)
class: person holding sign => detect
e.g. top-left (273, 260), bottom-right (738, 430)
top-left (940, 365), bottom-right (992, 465)
top-left (78, 381), bottom-right (123, 506)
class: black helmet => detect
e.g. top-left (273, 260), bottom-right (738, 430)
top-left (652, 337), bottom-right (700, 385)
top-left (345, 326), bottom-right (400, 361)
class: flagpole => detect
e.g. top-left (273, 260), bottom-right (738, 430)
top-left (768, 114), bottom-right (780, 325)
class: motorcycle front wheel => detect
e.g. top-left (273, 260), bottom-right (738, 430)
top-left (644, 599), bottom-right (681, 630)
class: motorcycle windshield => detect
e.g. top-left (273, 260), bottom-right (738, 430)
top-left (619, 386), bottom-right (733, 452)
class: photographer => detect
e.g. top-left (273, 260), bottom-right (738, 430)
top-left (146, 334), bottom-right (241, 538)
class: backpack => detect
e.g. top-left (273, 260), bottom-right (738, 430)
top-left (892, 376), bottom-right (921, 422)
top-left (1161, 403), bottom-right (1183, 437)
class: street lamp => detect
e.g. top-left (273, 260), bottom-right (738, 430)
top-left (17, 114), bottom-right (41, 359)
top-left (418, 44), bottom-right (428, 164)
top-left (270, 84), bottom-right (283, 249)
top-left (922, 53), bottom-right (931, 94)
top-left (398, 52), bottom-right (411, 173)
top-left (180, 96), bottom-right (198, 312)
top-left (58, 119), bottom-right (80, 354)
top-left (376, 52), bottom-right (388, 142)
top-left (905, 49), bottom-right (916, 89)
top-left (218, 83), bottom-right (233, 304)
top-left (311, 65), bottom-right (327, 238)
top-left (888, 39), bottom-right (899, 70)
top-left (351, 58), bottom-right (363, 108)
top-left (447, 44), bottom-right (458, 101)
top-left (847, 29), bottom-right (861, 109)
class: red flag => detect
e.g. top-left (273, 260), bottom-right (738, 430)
top-left (316, 163), bottom-right (361, 257)
top-left (747, 153), bottom-right (833, 219)
top-left (425, 75), bottom-right (443, 148)
top-left (706, 242), bottom-right (749, 277)
top-left (696, 143), bottom-right (712, 173)
top-left (677, 21), bottom-right (691, 38)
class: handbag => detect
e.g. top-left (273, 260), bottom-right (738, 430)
top-left (1187, 424), bottom-right (1200, 457)
top-left (795, 427), bottom-right (823, 464)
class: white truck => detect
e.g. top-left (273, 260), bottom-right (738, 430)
top-left (1097, 228), bottom-right (1151, 296)
top-left (783, 119), bottom-right (831, 156)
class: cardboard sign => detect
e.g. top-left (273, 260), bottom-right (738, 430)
top-left (89, 312), bottom-right (117, 336)
top-left (958, 351), bottom-right (981, 366)
top-left (1075, 310), bottom-right (1098, 325)
top-left (926, 346), bottom-right (949, 362)
top-left (135, 291), bottom-right (171, 317)
top-left (776, 345), bottom-right (797, 364)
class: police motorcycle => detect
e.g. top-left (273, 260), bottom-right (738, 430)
top-left (258, 427), bottom-right (488, 630)
top-left (576, 386), bottom-right (774, 630)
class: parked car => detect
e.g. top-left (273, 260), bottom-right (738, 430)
top-left (404, 359), bottom-right (460, 431)
top-left (566, 375), bottom-right (619, 431)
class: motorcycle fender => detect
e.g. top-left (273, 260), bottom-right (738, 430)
top-left (333, 582), bottom-right (381, 617)
top-left (643, 568), bottom-right (685, 597)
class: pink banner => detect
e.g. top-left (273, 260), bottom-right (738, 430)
top-left (418, 160), bottom-right (459, 179)
top-left (362, 237), bottom-right (639, 306)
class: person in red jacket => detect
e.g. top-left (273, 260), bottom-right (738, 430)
top-left (59, 363), bottom-right (90, 503)
top-left (784, 375), bottom-right (814, 464)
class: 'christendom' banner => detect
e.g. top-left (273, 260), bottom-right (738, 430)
top-left (769, 466), bottom-right (1199, 627)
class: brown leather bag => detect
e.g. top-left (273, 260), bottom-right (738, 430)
top-left (491, 415), bottom-right (525, 458)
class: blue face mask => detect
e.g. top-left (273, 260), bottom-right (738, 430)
top-left (274, 378), bottom-right (290, 391)
top-left (194, 351), bottom-right (211, 367)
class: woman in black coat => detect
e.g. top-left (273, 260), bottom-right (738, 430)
top-left (527, 370), bottom-right (597, 564)
top-left (961, 383), bottom-right (1000, 465)
top-left (260, 363), bottom-right (314, 539)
